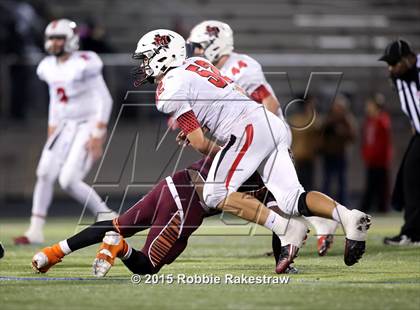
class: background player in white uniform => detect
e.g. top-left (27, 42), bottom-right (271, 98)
top-left (188, 20), bottom-right (338, 256)
top-left (132, 29), bottom-right (372, 271)
top-left (14, 19), bottom-right (115, 245)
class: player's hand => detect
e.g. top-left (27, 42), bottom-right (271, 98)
top-left (176, 131), bottom-right (190, 146)
top-left (86, 136), bottom-right (105, 161)
top-left (167, 116), bottom-right (179, 130)
top-left (47, 126), bottom-right (57, 139)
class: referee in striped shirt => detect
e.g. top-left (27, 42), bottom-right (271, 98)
top-left (379, 39), bottom-right (420, 246)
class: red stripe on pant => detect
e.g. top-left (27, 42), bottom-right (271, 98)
top-left (225, 124), bottom-right (254, 189)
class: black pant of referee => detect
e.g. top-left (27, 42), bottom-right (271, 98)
top-left (391, 134), bottom-right (420, 243)
top-left (379, 39), bottom-right (420, 245)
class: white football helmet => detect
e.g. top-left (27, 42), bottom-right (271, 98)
top-left (132, 29), bottom-right (186, 85)
top-left (44, 19), bottom-right (79, 55)
top-left (188, 20), bottom-right (233, 63)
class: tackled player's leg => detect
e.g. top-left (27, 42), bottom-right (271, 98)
top-left (203, 109), bottom-right (308, 273)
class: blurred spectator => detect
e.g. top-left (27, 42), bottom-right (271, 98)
top-left (79, 20), bottom-right (114, 53)
top-left (289, 95), bottom-right (322, 190)
top-left (320, 95), bottom-right (356, 204)
top-left (0, 0), bottom-right (46, 55)
top-left (0, 0), bottom-right (48, 119)
top-left (360, 94), bottom-right (392, 213)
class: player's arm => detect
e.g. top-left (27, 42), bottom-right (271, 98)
top-left (38, 59), bottom-right (59, 139)
top-left (246, 59), bottom-right (281, 115)
top-left (47, 92), bottom-right (60, 138)
top-left (176, 110), bottom-right (221, 157)
top-left (87, 72), bottom-right (113, 161)
top-left (250, 85), bottom-right (280, 114)
top-left (261, 93), bottom-right (280, 115)
top-left (47, 126), bottom-right (57, 138)
top-left (186, 128), bottom-right (221, 157)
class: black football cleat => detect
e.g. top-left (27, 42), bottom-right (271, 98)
top-left (344, 239), bottom-right (366, 266)
top-left (276, 244), bottom-right (299, 274)
top-left (284, 264), bottom-right (299, 274)
top-left (343, 211), bottom-right (372, 266)
top-left (383, 235), bottom-right (420, 246)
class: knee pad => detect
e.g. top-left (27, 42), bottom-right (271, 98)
top-left (297, 192), bottom-right (314, 217)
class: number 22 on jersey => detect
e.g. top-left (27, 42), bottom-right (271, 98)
top-left (185, 59), bottom-right (231, 88)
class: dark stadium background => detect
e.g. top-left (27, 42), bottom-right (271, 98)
top-left (0, 0), bottom-right (419, 217)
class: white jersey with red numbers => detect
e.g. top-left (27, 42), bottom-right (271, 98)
top-left (220, 52), bottom-right (290, 144)
top-left (219, 52), bottom-right (276, 105)
top-left (37, 51), bottom-right (112, 127)
top-left (156, 56), bottom-right (303, 217)
top-left (156, 57), bottom-right (260, 144)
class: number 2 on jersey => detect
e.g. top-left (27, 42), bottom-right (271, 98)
top-left (185, 59), bottom-right (229, 88)
top-left (56, 87), bottom-right (68, 104)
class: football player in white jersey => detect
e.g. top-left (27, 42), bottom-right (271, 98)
top-left (14, 19), bottom-right (115, 245)
top-left (132, 29), bottom-right (372, 271)
top-left (188, 20), bottom-right (339, 257)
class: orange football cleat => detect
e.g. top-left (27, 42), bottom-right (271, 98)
top-left (92, 232), bottom-right (130, 277)
top-left (32, 243), bottom-right (65, 273)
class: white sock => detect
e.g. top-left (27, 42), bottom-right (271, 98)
top-left (26, 215), bottom-right (46, 237)
top-left (332, 204), bottom-right (351, 224)
top-left (264, 210), bottom-right (286, 236)
top-left (264, 211), bottom-right (307, 247)
top-left (25, 177), bottom-right (55, 242)
top-left (59, 240), bottom-right (72, 255)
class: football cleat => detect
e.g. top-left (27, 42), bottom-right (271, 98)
top-left (384, 235), bottom-right (420, 246)
top-left (275, 244), bottom-right (299, 274)
top-left (344, 239), bottom-right (366, 266)
top-left (92, 232), bottom-right (130, 277)
top-left (284, 264), bottom-right (299, 274)
top-left (343, 211), bottom-right (372, 266)
top-left (32, 244), bottom-right (64, 273)
top-left (14, 234), bottom-right (43, 245)
top-left (317, 234), bottom-right (334, 256)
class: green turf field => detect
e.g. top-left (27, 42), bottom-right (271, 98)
top-left (1, 214), bottom-right (419, 310)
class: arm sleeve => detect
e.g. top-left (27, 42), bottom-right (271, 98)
top-left (89, 74), bottom-right (113, 124)
top-left (250, 85), bottom-right (272, 103)
top-left (177, 110), bottom-right (200, 134)
top-left (241, 60), bottom-right (274, 98)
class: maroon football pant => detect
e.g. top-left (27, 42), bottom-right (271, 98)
top-left (114, 170), bottom-right (206, 272)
